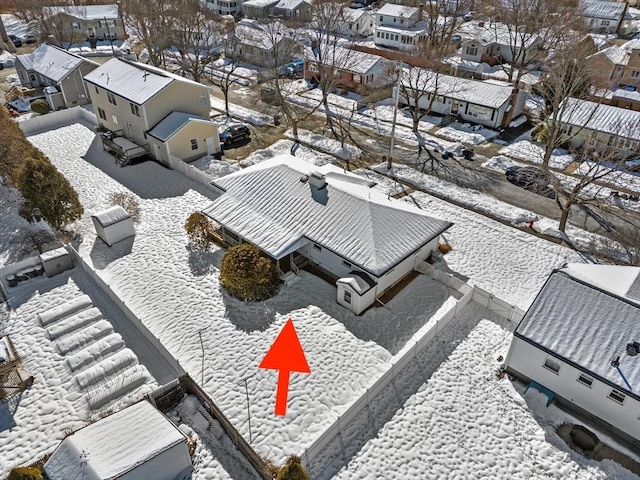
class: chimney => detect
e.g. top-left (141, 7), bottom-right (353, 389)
top-left (478, 21), bottom-right (485, 27)
top-left (308, 171), bottom-right (326, 189)
top-left (419, 3), bottom-right (424, 20)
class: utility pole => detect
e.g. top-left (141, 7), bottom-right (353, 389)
top-left (103, 16), bottom-right (115, 56)
top-left (389, 61), bottom-right (403, 167)
top-left (198, 329), bottom-right (205, 385)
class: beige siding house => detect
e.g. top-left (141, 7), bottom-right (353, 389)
top-left (43, 4), bottom-right (125, 41)
top-left (83, 58), bottom-right (220, 165)
top-left (148, 112), bottom-right (221, 163)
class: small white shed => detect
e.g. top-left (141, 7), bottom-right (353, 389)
top-left (44, 400), bottom-right (193, 480)
top-left (40, 247), bottom-right (74, 277)
top-left (92, 206), bottom-right (135, 247)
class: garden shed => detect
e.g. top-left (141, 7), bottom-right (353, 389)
top-left (92, 206), bottom-right (135, 247)
top-left (39, 247), bottom-right (73, 277)
top-left (44, 400), bottom-right (192, 480)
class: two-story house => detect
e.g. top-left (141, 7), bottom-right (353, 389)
top-left (225, 20), bottom-right (300, 68)
top-left (587, 38), bottom-right (640, 93)
top-left (203, 0), bottom-right (244, 17)
top-left (242, 0), bottom-right (280, 19)
top-left (15, 43), bottom-right (99, 110)
top-left (83, 58), bottom-right (220, 165)
top-left (272, 0), bottom-right (313, 22)
top-left (579, 0), bottom-right (627, 34)
top-left (374, 3), bottom-right (428, 50)
top-left (344, 8), bottom-right (375, 37)
top-left (43, 5), bottom-right (125, 42)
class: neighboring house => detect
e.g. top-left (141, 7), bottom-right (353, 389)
top-left (505, 264), bottom-right (640, 450)
top-left (556, 98), bottom-right (640, 156)
top-left (608, 88), bottom-right (640, 111)
top-left (225, 21), bottom-right (299, 67)
top-left (586, 38), bottom-right (640, 91)
top-left (203, 0), bottom-right (244, 17)
top-left (374, 3), bottom-right (428, 50)
top-left (579, 0), bottom-right (627, 34)
top-left (272, 0), bottom-right (313, 21)
top-left (44, 400), bottom-right (193, 480)
top-left (83, 58), bottom-right (220, 164)
top-left (304, 45), bottom-right (392, 90)
top-left (457, 21), bottom-right (542, 67)
top-left (203, 155), bottom-right (452, 315)
top-left (396, 70), bottom-right (527, 129)
top-left (242, 0), bottom-right (279, 19)
top-left (43, 4), bottom-right (125, 41)
top-left (344, 8), bottom-right (375, 37)
top-left (15, 43), bottom-right (99, 109)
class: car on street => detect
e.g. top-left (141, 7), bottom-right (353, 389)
top-left (219, 124), bottom-right (251, 147)
top-left (8, 35), bottom-right (23, 47)
top-left (25, 34), bottom-right (38, 44)
top-left (505, 166), bottom-right (554, 196)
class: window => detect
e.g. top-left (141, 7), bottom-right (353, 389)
top-left (343, 290), bottom-right (352, 304)
top-left (465, 45), bottom-right (478, 57)
top-left (632, 70), bottom-right (640, 79)
top-left (72, 21), bottom-right (80, 29)
top-left (601, 20), bottom-right (610, 27)
top-left (190, 138), bottom-right (198, 150)
top-left (313, 243), bottom-right (322, 251)
top-left (309, 63), bottom-right (319, 73)
top-left (343, 260), bottom-right (352, 268)
top-left (130, 102), bottom-right (140, 116)
top-left (609, 389), bottom-right (626, 404)
top-left (353, 74), bottom-right (361, 83)
top-left (111, 115), bottom-right (118, 125)
top-left (393, 17), bottom-right (396, 22)
top-left (98, 107), bottom-right (106, 121)
top-left (379, 15), bottom-right (383, 21)
top-left (543, 357), bottom-right (561, 374)
top-left (107, 92), bottom-right (117, 105)
top-left (577, 374), bottom-right (593, 387)
top-left (94, 86), bottom-right (99, 94)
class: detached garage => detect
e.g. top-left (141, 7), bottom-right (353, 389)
top-left (44, 400), bottom-right (193, 480)
top-left (92, 205), bottom-right (135, 247)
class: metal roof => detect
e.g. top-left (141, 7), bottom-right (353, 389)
top-left (147, 111), bottom-right (213, 141)
top-left (304, 45), bottom-right (386, 75)
top-left (402, 69), bottom-right (514, 109)
top-left (558, 98), bottom-right (640, 141)
top-left (84, 58), bottom-right (208, 105)
top-left (43, 4), bottom-right (120, 20)
top-left (579, 0), bottom-right (626, 20)
top-left (376, 3), bottom-right (419, 18)
top-left (515, 266), bottom-right (640, 399)
top-left (203, 156), bottom-right (451, 277)
top-left (17, 43), bottom-right (96, 83)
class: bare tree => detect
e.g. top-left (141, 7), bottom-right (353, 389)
top-left (207, 55), bottom-right (240, 118)
top-left (0, 15), bottom-right (17, 53)
top-left (167, 0), bottom-right (225, 83)
top-left (124, 0), bottom-right (173, 67)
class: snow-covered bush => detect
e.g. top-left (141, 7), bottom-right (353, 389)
top-left (220, 244), bottom-right (279, 301)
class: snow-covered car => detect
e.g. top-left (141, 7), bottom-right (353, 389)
top-left (0, 56), bottom-right (16, 70)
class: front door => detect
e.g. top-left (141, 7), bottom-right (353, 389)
top-left (451, 101), bottom-right (459, 114)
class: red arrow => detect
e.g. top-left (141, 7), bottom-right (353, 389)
top-left (259, 318), bottom-right (310, 416)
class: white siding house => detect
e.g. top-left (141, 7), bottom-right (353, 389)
top-left (396, 69), bottom-right (527, 128)
top-left (505, 264), bottom-right (640, 449)
top-left (203, 155), bottom-right (452, 315)
top-left (374, 3), bottom-right (428, 50)
top-left (579, 0), bottom-right (627, 33)
top-left (345, 8), bottom-right (375, 37)
top-left (44, 400), bottom-right (192, 480)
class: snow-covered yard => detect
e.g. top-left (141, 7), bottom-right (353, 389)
top-left (499, 140), bottom-right (575, 171)
top-left (435, 122), bottom-right (499, 145)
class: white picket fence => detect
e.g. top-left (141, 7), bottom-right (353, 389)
top-left (166, 154), bottom-right (215, 189)
top-left (18, 106), bottom-right (97, 136)
top-left (301, 261), bottom-right (526, 469)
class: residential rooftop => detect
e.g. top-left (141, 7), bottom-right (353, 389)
top-left (43, 4), bottom-right (120, 20)
top-left (579, 0), bottom-right (626, 19)
top-left (17, 44), bottom-right (98, 83)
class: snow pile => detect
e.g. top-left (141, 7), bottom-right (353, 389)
top-left (284, 128), bottom-right (361, 160)
top-left (361, 104), bottom-right (441, 131)
top-left (499, 140), bottom-right (575, 171)
top-left (576, 162), bottom-right (640, 195)
top-left (190, 155), bottom-right (240, 179)
top-left (436, 122), bottom-right (499, 145)
top-left (239, 139), bottom-right (337, 167)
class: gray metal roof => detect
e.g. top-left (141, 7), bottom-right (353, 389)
top-left (203, 156), bottom-right (451, 276)
top-left (579, 0), bottom-right (626, 20)
top-left (304, 45), bottom-right (386, 75)
top-left (17, 44), bottom-right (96, 83)
top-left (84, 58), bottom-right (209, 105)
top-left (558, 98), bottom-right (640, 141)
top-left (515, 266), bottom-right (640, 398)
top-left (43, 4), bottom-right (120, 20)
top-left (148, 111), bottom-right (212, 141)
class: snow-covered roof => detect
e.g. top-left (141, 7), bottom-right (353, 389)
top-left (84, 58), bottom-right (209, 105)
top-left (148, 112), bottom-right (214, 142)
top-left (587, 38), bottom-right (640, 67)
top-left (345, 8), bottom-right (368, 21)
top-left (17, 44), bottom-right (96, 83)
top-left (44, 4), bottom-right (120, 20)
top-left (376, 25), bottom-right (427, 36)
top-left (579, 0), bottom-right (626, 20)
top-left (44, 401), bottom-right (188, 480)
top-left (274, 0), bottom-right (309, 10)
top-left (377, 3), bottom-right (419, 18)
top-left (457, 21), bottom-right (540, 49)
top-left (402, 69), bottom-right (514, 109)
top-left (40, 246), bottom-right (69, 261)
top-left (91, 205), bottom-right (131, 228)
top-left (230, 24), bottom-right (289, 50)
top-left (203, 155), bottom-right (452, 277)
top-left (515, 265), bottom-right (640, 398)
top-left (558, 98), bottom-right (640, 140)
top-left (304, 45), bottom-right (386, 75)
top-left (612, 88), bottom-right (640, 101)
top-left (242, 0), bottom-right (279, 7)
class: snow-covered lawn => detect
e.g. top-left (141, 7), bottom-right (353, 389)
top-left (499, 140), bottom-right (575, 171)
top-left (360, 104), bottom-right (441, 131)
top-left (0, 14), bottom-right (36, 38)
top-left (239, 139), bottom-right (338, 167)
top-left (435, 122), bottom-right (499, 145)
top-left (284, 128), bottom-right (361, 160)
top-left (577, 162), bottom-right (640, 195)
top-left (209, 96), bottom-right (272, 126)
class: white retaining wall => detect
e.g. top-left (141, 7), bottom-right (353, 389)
top-left (301, 261), bottom-right (526, 468)
top-left (18, 106), bottom-right (97, 136)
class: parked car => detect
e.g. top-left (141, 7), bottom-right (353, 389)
top-left (25, 34), bottom-right (37, 44)
top-left (219, 124), bottom-right (251, 146)
top-left (505, 166), bottom-right (554, 196)
top-left (8, 35), bottom-right (23, 47)
top-left (0, 57), bottom-right (16, 70)
top-left (281, 59), bottom-right (304, 78)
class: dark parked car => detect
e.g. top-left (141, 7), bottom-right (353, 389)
top-left (219, 124), bottom-right (251, 146)
top-left (9, 35), bottom-right (23, 47)
top-left (25, 34), bottom-right (38, 44)
top-left (505, 166), bottom-right (554, 196)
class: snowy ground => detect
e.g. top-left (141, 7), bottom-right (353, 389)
top-left (498, 140), bottom-right (575, 171)
top-left (435, 122), bottom-right (500, 145)
top-left (238, 139), bottom-right (338, 167)
top-left (0, 14), bottom-right (36, 38)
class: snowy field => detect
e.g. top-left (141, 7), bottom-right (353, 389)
top-left (238, 139), bottom-right (338, 167)
top-left (435, 122), bottom-right (500, 145)
top-left (499, 140), bottom-right (575, 171)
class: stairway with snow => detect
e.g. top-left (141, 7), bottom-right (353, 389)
top-left (37, 294), bottom-right (152, 410)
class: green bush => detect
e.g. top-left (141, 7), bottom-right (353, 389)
top-left (185, 211), bottom-right (216, 248)
top-left (30, 99), bottom-right (50, 115)
top-left (220, 244), bottom-right (279, 301)
top-left (276, 455), bottom-right (309, 480)
top-left (7, 467), bottom-right (43, 480)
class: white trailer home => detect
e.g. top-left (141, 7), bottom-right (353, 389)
top-left (505, 264), bottom-right (640, 450)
